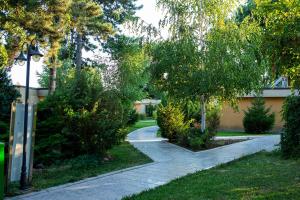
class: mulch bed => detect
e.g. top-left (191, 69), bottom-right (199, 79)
top-left (175, 139), bottom-right (248, 152)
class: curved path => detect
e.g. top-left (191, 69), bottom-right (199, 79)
top-left (9, 126), bottom-right (280, 200)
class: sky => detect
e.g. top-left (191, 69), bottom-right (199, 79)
top-left (9, 0), bottom-right (161, 88)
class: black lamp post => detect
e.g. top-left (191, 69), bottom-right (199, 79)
top-left (15, 41), bottom-right (43, 190)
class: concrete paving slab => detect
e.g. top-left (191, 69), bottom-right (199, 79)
top-left (7, 126), bottom-right (280, 200)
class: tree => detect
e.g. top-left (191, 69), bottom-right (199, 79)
top-left (104, 35), bottom-right (150, 100)
top-left (253, 0), bottom-right (300, 88)
top-left (151, 0), bottom-right (266, 132)
top-left (0, 0), bottom-right (72, 95)
top-left (98, 0), bottom-right (141, 28)
top-left (243, 97), bottom-right (275, 133)
top-left (0, 68), bottom-right (20, 142)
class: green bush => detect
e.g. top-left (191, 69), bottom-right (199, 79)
top-left (281, 96), bottom-right (300, 158)
top-left (127, 109), bottom-right (139, 125)
top-left (0, 121), bottom-right (9, 142)
top-left (243, 98), bottom-right (275, 133)
top-left (206, 104), bottom-right (221, 135)
top-left (35, 69), bottom-right (127, 165)
top-left (0, 69), bottom-right (20, 123)
top-left (181, 100), bottom-right (201, 123)
top-left (186, 128), bottom-right (215, 150)
top-left (156, 103), bottom-right (189, 141)
top-left (138, 113), bottom-right (146, 120)
top-left (145, 103), bottom-right (155, 117)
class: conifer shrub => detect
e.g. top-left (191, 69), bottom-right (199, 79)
top-left (157, 103), bottom-right (189, 141)
top-left (281, 96), bottom-right (300, 158)
top-left (243, 97), bottom-right (275, 133)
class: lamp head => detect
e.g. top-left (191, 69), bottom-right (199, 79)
top-left (29, 44), bottom-right (43, 62)
top-left (15, 51), bottom-right (27, 66)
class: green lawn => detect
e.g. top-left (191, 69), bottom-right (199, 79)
top-left (216, 131), bottom-right (273, 137)
top-left (124, 152), bottom-right (300, 200)
top-left (7, 142), bottom-right (152, 196)
top-left (128, 120), bottom-right (157, 133)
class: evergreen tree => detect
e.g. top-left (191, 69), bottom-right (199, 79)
top-left (243, 97), bottom-right (275, 133)
top-left (0, 69), bottom-right (20, 122)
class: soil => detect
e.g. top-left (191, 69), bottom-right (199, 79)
top-left (176, 139), bottom-right (248, 152)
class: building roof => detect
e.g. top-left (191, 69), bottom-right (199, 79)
top-left (242, 88), bottom-right (298, 98)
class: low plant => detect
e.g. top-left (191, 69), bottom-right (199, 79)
top-left (186, 128), bottom-right (215, 150)
top-left (243, 97), bottom-right (275, 133)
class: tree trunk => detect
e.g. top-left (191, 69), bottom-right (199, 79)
top-left (49, 67), bottom-right (57, 94)
top-left (200, 96), bottom-right (206, 133)
top-left (75, 33), bottom-right (83, 75)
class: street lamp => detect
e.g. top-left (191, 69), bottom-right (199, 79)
top-left (15, 40), bottom-right (43, 190)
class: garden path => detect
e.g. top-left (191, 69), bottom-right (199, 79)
top-left (8, 126), bottom-right (280, 200)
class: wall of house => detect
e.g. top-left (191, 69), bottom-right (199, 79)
top-left (219, 97), bottom-right (285, 132)
top-left (134, 99), bottom-right (161, 115)
top-left (15, 86), bottom-right (48, 104)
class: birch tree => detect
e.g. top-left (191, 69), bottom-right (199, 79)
top-left (151, 0), bottom-right (266, 132)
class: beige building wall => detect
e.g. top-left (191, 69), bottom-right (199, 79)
top-left (134, 99), bottom-right (161, 114)
top-left (220, 97), bottom-right (285, 132)
top-left (15, 86), bottom-right (48, 104)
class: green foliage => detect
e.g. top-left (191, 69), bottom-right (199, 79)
top-left (0, 69), bottom-right (20, 123)
top-left (151, 0), bottom-right (266, 132)
top-left (253, 0), bottom-right (300, 89)
top-left (145, 104), bottom-right (155, 117)
top-left (181, 100), bottom-right (201, 122)
top-left (104, 35), bottom-right (150, 102)
top-left (281, 96), bottom-right (300, 158)
top-left (206, 103), bottom-right (221, 134)
top-left (138, 113), bottom-right (146, 120)
top-left (0, 70), bottom-right (19, 122)
top-left (98, 0), bottom-right (141, 28)
top-left (0, 121), bottom-right (9, 143)
top-left (243, 97), bottom-right (275, 134)
top-left (35, 68), bottom-right (126, 165)
top-left (0, 45), bottom-right (8, 69)
top-left (0, 0), bottom-right (71, 63)
top-left (157, 103), bottom-right (189, 141)
top-left (187, 129), bottom-right (214, 150)
top-left (127, 109), bottom-right (139, 125)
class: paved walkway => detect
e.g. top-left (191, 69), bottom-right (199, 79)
top-left (9, 126), bottom-right (280, 200)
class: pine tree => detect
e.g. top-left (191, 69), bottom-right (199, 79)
top-left (243, 97), bottom-right (275, 133)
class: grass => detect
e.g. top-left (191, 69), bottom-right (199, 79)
top-left (7, 142), bottom-right (152, 196)
top-left (216, 131), bottom-right (273, 137)
top-left (127, 120), bottom-right (157, 133)
top-left (124, 151), bottom-right (300, 200)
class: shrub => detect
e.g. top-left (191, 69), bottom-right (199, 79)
top-left (0, 121), bottom-right (9, 142)
top-left (181, 100), bottom-right (201, 123)
top-left (186, 128), bottom-right (215, 150)
top-left (138, 113), bottom-right (146, 120)
top-left (206, 104), bottom-right (221, 134)
top-left (0, 69), bottom-right (20, 122)
top-left (127, 109), bottom-right (139, 125)
top-left (243, 97), bottom-right (275, 133)
top-left (281, 96), bottom-right (300, 158)
top-left (145, 103), bottom-right (155, 117)
top-left (35, 69), bottom-right (126, 165)
top-left (157, 103), bottom-right (189, 141)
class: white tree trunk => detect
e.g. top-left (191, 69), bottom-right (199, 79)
top-left (200, 96), bottom-right (206, 133)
